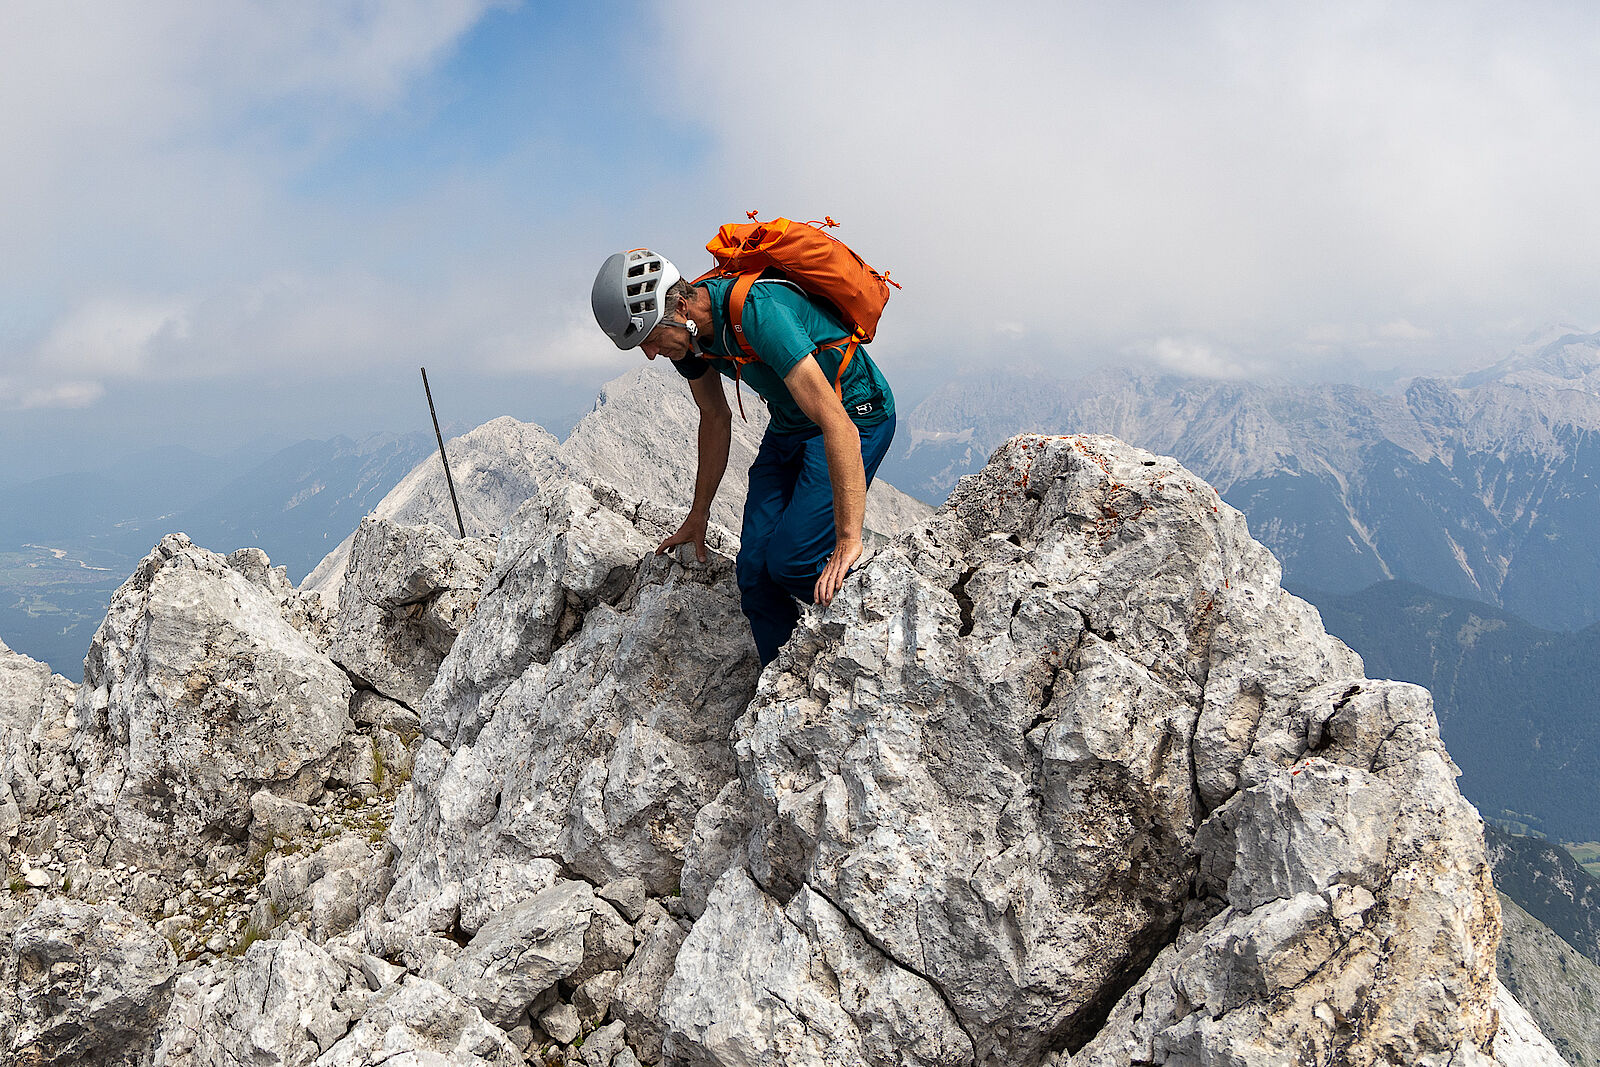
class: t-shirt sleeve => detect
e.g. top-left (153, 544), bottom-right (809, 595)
top-left (672, 354), bottom-right (711, 381)
top-left (740, 285), bottom-right (822, 379)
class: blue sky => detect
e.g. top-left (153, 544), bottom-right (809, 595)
top-left (4, 2), bottom-right (1600, 481)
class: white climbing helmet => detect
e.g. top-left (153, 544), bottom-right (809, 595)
top-left (591, 249), bottom-right (682, 350)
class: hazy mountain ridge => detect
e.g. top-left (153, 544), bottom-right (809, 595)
top-left (0, 432), bottom-right (434, 676)
top-left (1496, 893), bottom-right (1600, 1067)
top-left (892, 332), bottom-right (1600, 630)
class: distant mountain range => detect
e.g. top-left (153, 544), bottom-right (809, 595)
top-left (0, 432), bottom-right (433, 676)
top-left (887, 330), bottom-right (1600, 631)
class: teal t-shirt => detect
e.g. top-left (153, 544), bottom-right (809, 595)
top-left (687, 276), bottom-right (895, 435)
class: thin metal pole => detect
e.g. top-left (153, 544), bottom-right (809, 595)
top-left (421, 367), bottom-right (467, 539)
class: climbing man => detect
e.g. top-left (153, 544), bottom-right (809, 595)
top-left (590, 248), bottom-right (896, 666)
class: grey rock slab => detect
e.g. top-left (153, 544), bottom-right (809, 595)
top-left (598, 875), bottom-right (647, 923)
top-left (385, 478), bottom-right (760, 934)
top-left (329, 518), bottom-right (495, 709)
top-left (185, 933), bottom-right (350, 1067)
top-left (579, 1019), bottom-right (628, 1067)
top-left (540, 1000), bottom-right (582, 1045)
top-left (660, 868), bottom-right (972, 1067)
top-left (73, 534), bottom-right (355, 871)
top-left (8, 898), bottom-right (177, 1065)
top-left (256, 832), bottom-right (394, 943)
top-left (0, 638), bottom-right (78, 853)
top-left (573, 969), bottom-right (621, 1025)
top-left (438, 878), bottom-right (605, 1029)
top-left (612, 906), bottom-right (690, 1064)
top-left (310, 975), bottom-right (522, 1067)
top-left (1079, 683), bottom-right (1501, 1063)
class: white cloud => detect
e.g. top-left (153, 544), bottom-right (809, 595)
top-left (1148, 338), bottom-right (1249, 380)
top-left (0, 2), bottom-right (505, 343)
top-left (0, 377), bottom-right (106, 412)
top-left (34, 298), bottom-right (192, 378)
top-left (661, 2), bottom-right (1600, 371)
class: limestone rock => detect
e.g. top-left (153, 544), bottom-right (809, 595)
top-left (612, 905), bottom-right (690, 1064)
top-left (8, 899), bottom-right (177, 1065)
top-left (184, 933), bottom-right (351, 1067)
top-left (0, 638), bottom-right (77, 857)
top-left (540, 1000), bottom-right (582, 1044)
top-left (579, 1019), bottom-right (628, 1067)
top-left (384, 478), bottom-right (760, 934)
top-left (664, 434), bottom-right (1505, 1065)
top-left (226, 547), bottom-right (336, 652)
top-left (329, 518), bottom-right (495, 708)
top-left (312, 975), bottom-right (522, 1067)
top-left (255, 832), bottom-right (395, 943)
top-left (301, 416), bottom-right (571, 608)
top-left (438, 878), bottom-right (608, 1029)
top-left (72, 534), bottom-right (355, 871)
top-left (661, 868), bottom-right (972, 1066)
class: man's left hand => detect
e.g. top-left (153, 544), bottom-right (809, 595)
top-left (815, 536), bottom-right (864, 607)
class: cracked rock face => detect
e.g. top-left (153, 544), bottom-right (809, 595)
top-left (329, 518), bottom-right (496, 709)
top-left (0, 638), bottom-right (77, 865)
top-left (72, 534), bottom-right (355, 872)
top-left (386, 479), bottom-right (761, 933)
top-left (664, 434), bottom-right (1504, 1066)
top-left (6, 899), bottom-right (177, 1065)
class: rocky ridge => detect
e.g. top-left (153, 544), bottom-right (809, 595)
top-left (303, 369), bottom-right (931, 608)
top-left (0, 411), bottom-right (1572, 1064)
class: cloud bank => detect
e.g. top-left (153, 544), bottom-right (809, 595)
top-left (5, 1), bottom-right (1600, 425)
top-left (662, 2), bottom-right (1600, 376)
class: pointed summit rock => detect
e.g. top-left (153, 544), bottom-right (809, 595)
top-left (300, 415), bottom-right (571, 606)
top-left (655, 433), bottom-right (1511, 1066)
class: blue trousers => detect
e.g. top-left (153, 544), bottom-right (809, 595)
top-left (737, 414), bottom-right (897, 666)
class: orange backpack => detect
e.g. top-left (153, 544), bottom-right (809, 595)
top-left (693, 213), bottom-right (898, 415)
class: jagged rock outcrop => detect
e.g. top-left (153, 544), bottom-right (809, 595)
top-left (362, 431), bottom-right (1552, 1064)
top-left (0, 638), bottom-right (77, 880)
top-left (300, 416), bottom-right (571, 606)
top-left (71, 534), bottom-right (357, 878)
top-left (329, 518), bottom-right (496, 709)
top-left (0, 424), bottom-right (1569, 1064)
top-left (384, 478), bottom-right (761, 935)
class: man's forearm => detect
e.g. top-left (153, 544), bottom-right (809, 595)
top-left (821, 419), bottom-right (867, 542)
top-left (691, 412), bottom-right (732, 515)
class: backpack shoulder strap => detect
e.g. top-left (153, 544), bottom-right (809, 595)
top-left (725, 271), bottom-right (761, 361)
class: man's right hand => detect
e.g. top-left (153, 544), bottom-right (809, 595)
top-left (656, 511), bottom-right (710, 562)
